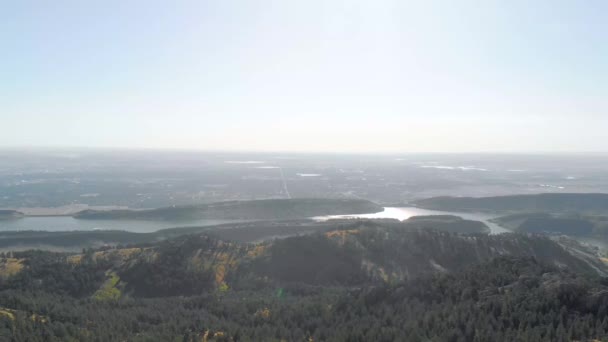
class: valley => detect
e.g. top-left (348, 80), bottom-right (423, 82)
top-left (3, 152), bottom-right (608, 340)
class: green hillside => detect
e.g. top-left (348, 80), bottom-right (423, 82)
top-left (2, 223), bottom-right (605, 298)
top-left (1, 224), bottom-right (608, 340)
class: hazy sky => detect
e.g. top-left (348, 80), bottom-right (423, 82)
top-left (1, 1), bottom-right (607, 153)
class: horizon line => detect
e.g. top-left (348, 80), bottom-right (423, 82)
top-left (2, 145), bottom-right (608, 156)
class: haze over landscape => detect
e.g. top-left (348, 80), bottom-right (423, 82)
top-left (3, 1), bottom-right (608, 341)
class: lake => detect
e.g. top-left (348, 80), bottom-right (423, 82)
top-left (0, 216), bottom-right (241, 233)
top-left (0, 207), bottom-right (510, 234)
top-left (313, 207), bottom-right (511, 234)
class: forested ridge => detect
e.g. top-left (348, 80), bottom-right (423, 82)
top-left (0, 222), bottom-right (608, 340)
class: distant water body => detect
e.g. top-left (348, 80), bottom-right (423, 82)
top-left (0, 207), bottom-right (509, 234)
top-left (314, 207), bottom-right (510, 234)
top-left (0, 217), bottom-right (240, 233)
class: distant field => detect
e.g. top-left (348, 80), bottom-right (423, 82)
top-left (4, 151), bottom-right (608, 209)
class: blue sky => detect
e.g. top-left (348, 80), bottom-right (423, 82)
top-left (1, 0), bottom-right (607, 152)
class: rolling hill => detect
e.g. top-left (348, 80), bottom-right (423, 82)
top-left (1, 222), bottom-right (608, 340)
top-left (2, 222), bottom-right (605, 298)
top-left (414, 193), bottom-right (608, 213)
